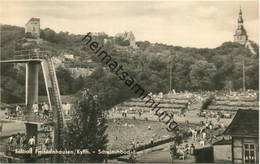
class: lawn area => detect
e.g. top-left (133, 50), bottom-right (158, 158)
top-left (106, 119), bottom-right (173, 151)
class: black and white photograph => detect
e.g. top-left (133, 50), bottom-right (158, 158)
top-left (0, 0), bottom-right (259, 163)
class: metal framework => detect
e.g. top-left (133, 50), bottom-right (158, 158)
top-left (0, 50), bottom-right (65, 162)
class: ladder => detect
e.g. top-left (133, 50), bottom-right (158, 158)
top-left (41, 56), bottom-right (65, 152)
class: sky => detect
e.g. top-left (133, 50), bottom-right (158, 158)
top-left (0, 0), bottom-right (259, 48)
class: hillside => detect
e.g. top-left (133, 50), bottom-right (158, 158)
top-left (0, 24), bottom-right (259, 109)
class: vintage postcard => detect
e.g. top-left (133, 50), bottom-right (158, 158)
top-left (0, 0), bottom-right (259, 163)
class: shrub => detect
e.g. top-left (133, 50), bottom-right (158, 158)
top-left (25, 32), bottom-right (33, 38)
top-left (201, 95), bottom-right (215, 110)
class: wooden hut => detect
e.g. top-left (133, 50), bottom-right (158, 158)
top-left (224, 109), bottom-right (259, 163)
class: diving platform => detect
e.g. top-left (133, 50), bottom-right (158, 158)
top-left (1, 50), bottom-right (65, 162)
top-left (0, 50), bottom-right (48, 63)
top-left (3, 110), bottom-right (54, 125)
top-left (0, 59), bottom-right (42, 63)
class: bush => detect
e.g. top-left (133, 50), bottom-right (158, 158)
top-left (25, 32), bottom-right (33, 39)
top-left (201, 95), bottom-right (215, 110)
top-left (114, 36), bottom-right (130, 46)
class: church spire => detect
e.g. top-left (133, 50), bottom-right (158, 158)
top-left (234, 7), bottom-right (248, 45)
top-left (233, 7), bottom-right (256, 54)
top-left (238, 6), bottom-right (244, 24)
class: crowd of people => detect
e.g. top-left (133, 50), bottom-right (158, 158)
top-left (166, 117), bottom-right (227, 162)
top-left (4, 105), bottom-right (25, 119)
top-left (7, 133), bottom-right (53, 155)
top-left (198, 110), bottom-right (232, 120)
top-left (188, 121), bottom-right (224, 145)
top-left (31, 102), bottom-right (52, 120)
top-left (4, 102), bottom-right (53, 121)
top-left (170, 142), bottom-right (196, 161)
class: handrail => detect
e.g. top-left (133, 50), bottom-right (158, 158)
top-left (5, 110), bottom-right (54, 123)
top-left (2, 50), bottom-right (51, 61)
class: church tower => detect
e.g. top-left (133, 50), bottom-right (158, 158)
top-left (234, 8), bottom-right (248, 45)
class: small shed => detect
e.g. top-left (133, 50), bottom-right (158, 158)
top-left (224, 109), bottom-right (259, 163)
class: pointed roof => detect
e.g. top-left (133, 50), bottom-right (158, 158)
top-left (29, 18), bottom-right (40, 22)
top-left (238, 7), bottom-right (244, 23)
top-left (224, 109), bottom-right (259, 137)
top-left (239, 6), bottom-right (242, 15)
top-left (234, 7), bottom-right (247, 38)
top-left (26, 17), bottom-right (40, 25)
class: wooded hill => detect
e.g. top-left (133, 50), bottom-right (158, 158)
top-left (1, 24), bottom-right (258, 110)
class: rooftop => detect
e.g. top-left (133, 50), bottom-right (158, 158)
top-left (29, 17), bottom-right (40, 22)
top-left (224, 109), bottom-right (259, 137)
top-left (25, 18), bottom-right (40, 25)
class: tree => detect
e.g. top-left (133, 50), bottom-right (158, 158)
top-left (40, 28), bottom-right (56, 43)
top-left (56, 67), bottom-right (74, 94)
top-left (172, 54), bottom-right (195, 90)
top-left (64, 90), bottom-right (108, 162)
top-left (136, 41), bottom-right (151, 50)
top-left (114, 36), bottom-right (130, 46)
top-left (189, 60), bottom-right (217, 90)
top-left (25, 32), bottom-right (33, 38)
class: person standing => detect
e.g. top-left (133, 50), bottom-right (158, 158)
top-left (32, 103), bottom-right (39, 118)
top-left (39, 103), bottom-right (43, 112)
top-left (16, 105), bottom-right (21, 117)
top-left (16, 133), bottom-right (21, 148)
top-left (11, 135), bottom-right (17, 151)
top-left (170, 143), bottom-right (177, 161)
top-left (202, 131), bottom-right (206, 140)
top-left (124, 110), bottom-right (127, 117)
top-left (190, 144), bottom-right (195, 155)
top-left (28, 136), bottom-right (36, 147)
top-left (138, 111), bottom-right (142, 117)
top-left (20, 134), bottom-right (26, 148)
top-left (44, 136), bottom-right (51, 150)
top-left (217, 114), bottom-right (220, 122)
top-left (0, 121), bottom-right (3, 136)
top-left (7, 135), bottom-right (14, 151)
top-left (28, 136), bottom-right (36, 155)
top-left (43, 102), bottom-right (50, 120)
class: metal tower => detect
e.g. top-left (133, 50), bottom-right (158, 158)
top-left (0, 50), bottom-right (65, 162)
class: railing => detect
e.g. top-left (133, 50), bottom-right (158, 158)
top-left (2, 50), bottom-right (51, 61)
top-left (24, 111), bottom-right (54, 123)
top-left (5, 110), bottom-right (54, 124)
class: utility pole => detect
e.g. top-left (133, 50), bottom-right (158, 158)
top-left (169, 61), bottom-right (172, 93)
top-left (242, 55), bottom-right (246, 92)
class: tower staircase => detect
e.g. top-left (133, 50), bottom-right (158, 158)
top-left (41, 55), bottom-right (65, 151)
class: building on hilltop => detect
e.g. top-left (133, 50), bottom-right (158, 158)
top-left (223, 109), bottom-right (259, 163)
top-left (63, 52), bottom-right (74, 60)
top-left (233, 8), bottom-right (256, 54)
top-left (25, 18), bottom-right (40, 39)
top-left (234, 8), bottom-right (248, 45)
top-left (115, 31), bottom-right (138, 49)
top-left (124, 31), bottom-right (137, 48)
